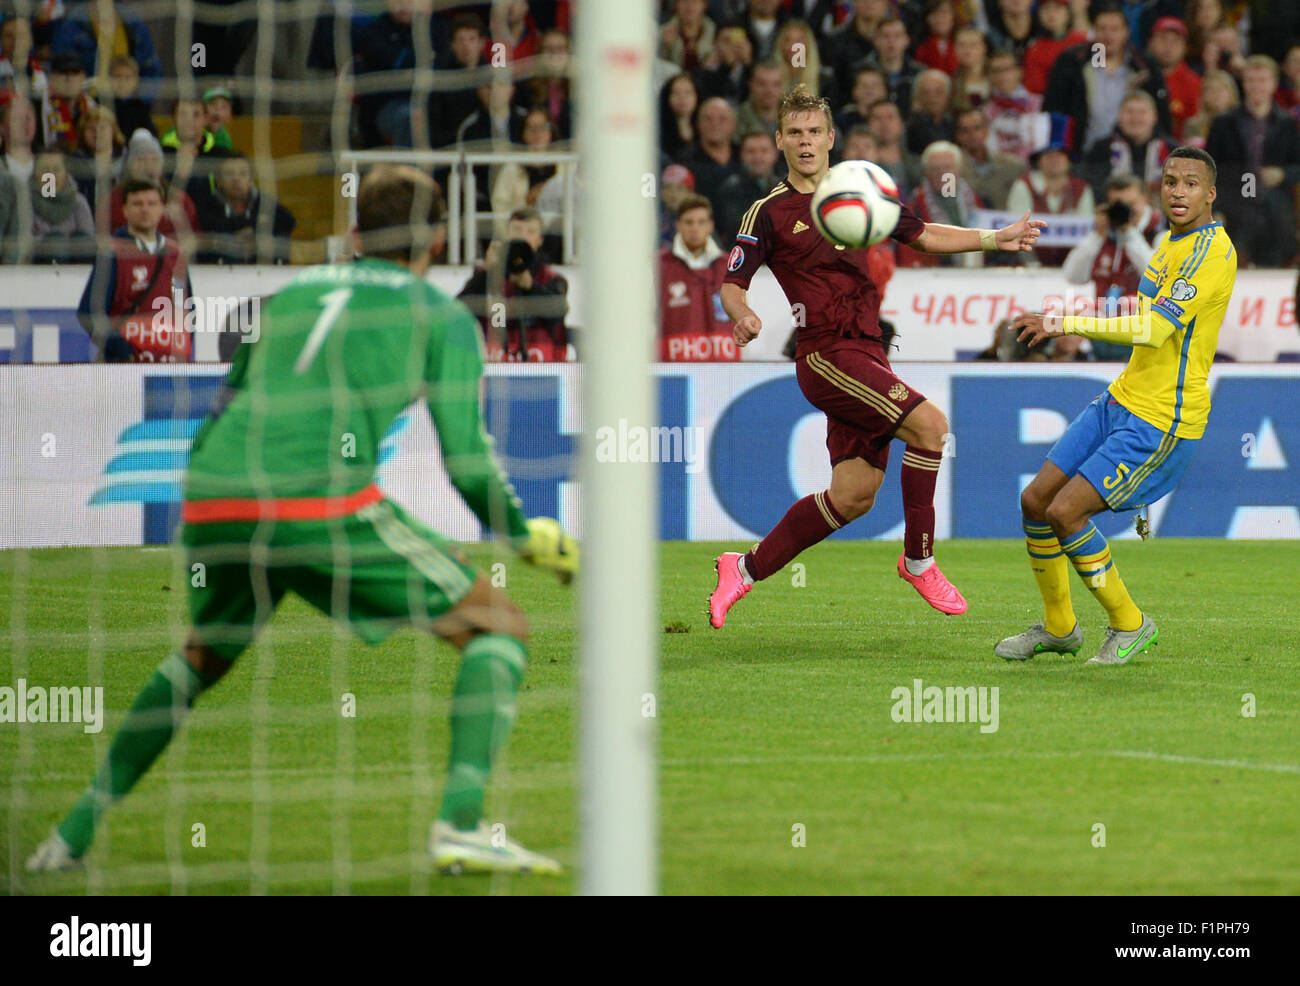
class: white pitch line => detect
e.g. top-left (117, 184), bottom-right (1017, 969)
top-left (658, 750), bottom-right (1083, 768)
top-left (14, 749), bottom-right (1068, 787)
top-left (14, 750), bottom-right (1298, 802)
top-left (1109, 750), bottom-right (1300, 775)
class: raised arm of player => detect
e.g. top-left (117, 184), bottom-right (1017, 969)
top-left (721, 282), bottom-right (763, 347)
top-left (1011, 297), bottom-right (1176, 350)
top-left (425, 302), bottom-right (578, 580)
top-left (425, 304), bottom-right (532, 546)
top-left (910, 211), bottom-right (1046, 254)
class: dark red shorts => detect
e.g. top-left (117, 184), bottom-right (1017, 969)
top-left (794, 340), bottom-right (926, 471)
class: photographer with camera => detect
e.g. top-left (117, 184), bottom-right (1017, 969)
top-left (1060, 173), bottom-right (1159, 361)
top-left (457, 207), bottom-right (569, 362)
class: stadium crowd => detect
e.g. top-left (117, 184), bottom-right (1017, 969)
top-left (2, 1), bottom-right (1299, 364)
top-left (649, 0), bottom-right (1300, 361)
top-left (650, 0), bottom-right (1300, 260)
top-left (0, 0), bottom-right (297, 268)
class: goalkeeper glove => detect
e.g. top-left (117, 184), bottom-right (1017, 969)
top-left (519, 517), bottom-right (579, 584)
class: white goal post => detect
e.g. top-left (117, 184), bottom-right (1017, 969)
top-left (577, 0), bottom-right (659, 896)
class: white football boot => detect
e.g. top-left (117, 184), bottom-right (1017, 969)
top-left (429, 820), bottom-right (561, 876)
top-left (26, 829), bottom-right (83, 872)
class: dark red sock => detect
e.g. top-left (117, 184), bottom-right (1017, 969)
top-left (900, 446), bottom-right (942, 559)
top-left (743, 490), bottom-right (846, 581)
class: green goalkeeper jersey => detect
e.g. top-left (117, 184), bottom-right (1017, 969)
top-left (185, 258), bottom-right (529, 542)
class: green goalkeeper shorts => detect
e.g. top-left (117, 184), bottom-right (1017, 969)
top-left (182, 497), bottom-right (478, 661)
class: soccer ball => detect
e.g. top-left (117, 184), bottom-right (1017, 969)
top-left (810, 160), bottom-right (901, 249)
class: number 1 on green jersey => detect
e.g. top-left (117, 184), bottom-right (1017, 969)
top-left (294, 287), bottom-right (353, 374)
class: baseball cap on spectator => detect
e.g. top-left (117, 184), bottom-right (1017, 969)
top-left (203, 85), bottom-right (234, 104)
top-left (50, 52), bottom-right (86, 75)
top-left (1151, 17), bottom-right (1188, 38)
top-left (662, 163), bottom-right (694, 189)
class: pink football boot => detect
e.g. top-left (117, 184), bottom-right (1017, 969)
top-left (897, 555), bottom-right (968, 615)
top-left (708, 552), bottom-right (753, 629)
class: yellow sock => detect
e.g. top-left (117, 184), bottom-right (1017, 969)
top-left (1023, 519), bottom-right (1075, 637)
top-left (1060, 522), bottom-right (1142, 631)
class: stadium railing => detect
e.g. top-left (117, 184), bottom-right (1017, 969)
top-left (339, 149), bottom-right (581, 265)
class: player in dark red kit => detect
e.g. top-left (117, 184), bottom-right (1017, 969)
top-left (709, 85), bottom-right (1045, 629)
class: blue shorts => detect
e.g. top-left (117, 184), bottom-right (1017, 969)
top-left (1047, 393), bottom-right (1198, 512)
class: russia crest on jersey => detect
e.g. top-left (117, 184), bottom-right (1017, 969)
top-left (727, 245), bottom-right (744, 272)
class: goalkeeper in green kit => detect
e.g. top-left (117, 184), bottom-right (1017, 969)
top-left (28, 165), bottom-right (576, 877)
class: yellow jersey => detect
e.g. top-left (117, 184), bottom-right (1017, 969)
top-left (1109, 220), bottom-right (1236, 439)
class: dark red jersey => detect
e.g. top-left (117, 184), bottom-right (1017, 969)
top-left (658, 244), bottom-right (738, 362)
top-left (722, 180), bottom-right (925, 359)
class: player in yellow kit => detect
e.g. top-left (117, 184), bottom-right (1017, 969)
top-left (998, 146), bottom-right (1236, 665)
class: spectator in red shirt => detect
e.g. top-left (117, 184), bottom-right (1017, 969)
top-left (78, 178), bottom-right (194, 363)
top-left (1022, 0), bottom-right (1087, 96)
top-left (103, 128), bottom-right (200, 245)
top-left (1147, 17), bottom-right (1200, 141)
top-left (914, 0), bottom-right (959, 77)
top-left (658, 194), bottom-right (736, 362)
top-left (489, 0), bottom-right (542, 62)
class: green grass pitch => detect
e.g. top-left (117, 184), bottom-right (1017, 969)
top-left (2, 540), bottom-right (1298, 895)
